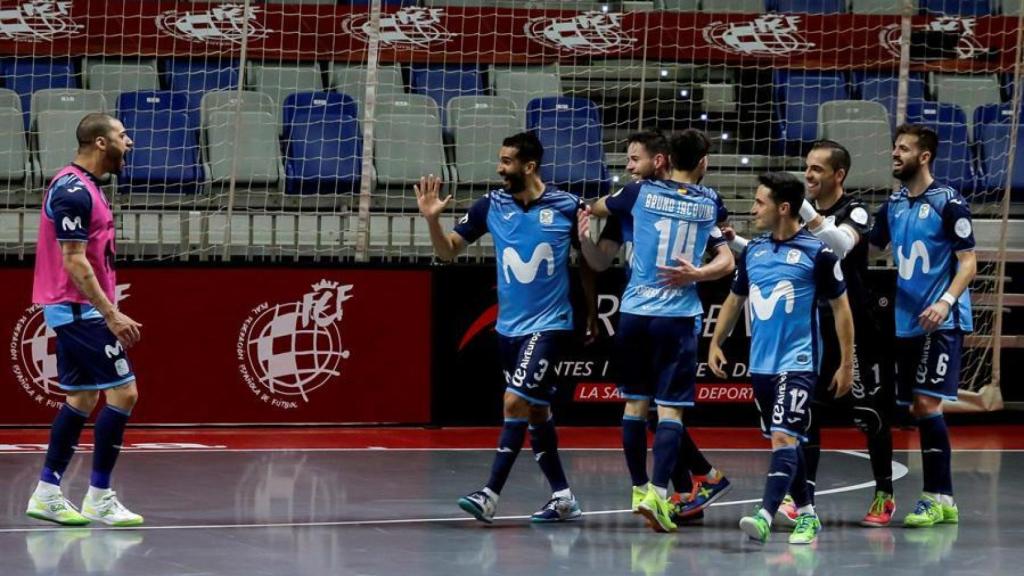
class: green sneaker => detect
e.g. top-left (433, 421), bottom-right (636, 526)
top-left (739, 507), bottom-right (771, 543)
top-left (26, 491), bottom-right (90, 526)
top-left (940, 502), bottom-right (959, 524)
top-left (631, 485), bottom-right (648, 512)
top-left (636, 485), bottom-right (677, 533)
top-left (904, 497), bottom-right (943, 528)
top-left (789, 513), bottom-right (822, 545)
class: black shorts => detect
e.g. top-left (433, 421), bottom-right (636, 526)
top-left (498, 331), bottom-right (570, 406)
top-left (55, 317), bottom-right (135, 391)
top-left (614, 313), bottom-right (698, 407)
top-left (816, 313), bottom-right (893, 412)
top-left (894, 330), bottom-right (963, 406)
top-left (752, 371), bottom-right (816, 442)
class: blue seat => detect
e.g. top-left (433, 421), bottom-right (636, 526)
top-left (285, 112), bottom-right (362, 195)
top-left (973, 103), bottom-right (1024, 193)
top-left (117, 91), bottom-right (196, 130)
top-left (905, 102), bottom-right (977, 192)
top-left (919, 0), bottom-right (993, 16)
top-left (852, 72), bottom-right (928, 127)
top-left (161, 59), bottom-right (240, 120)
top-left (282, 91), bottom-right (357, 140)
top-left (118, 111), bottom-right (203, 195)
top-left (530, 118), bottom-right (610, 198)
top-left (773, 0), bottom-right (845, 13)
top-left (0, 59), bottom-right (76, 130)
top-left (409, 65), bottom-right (483, 132)
top-left (525, 97), bottom-right (602, 128)
top-left (774, 71), bottom-right (849, 154)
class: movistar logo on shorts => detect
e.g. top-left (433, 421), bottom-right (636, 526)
top-left (896, 241), bottom-right (930, 280)
top-left (749, 281), bottom-right (795, 321)
top-left (501, 243), bottom-right (555, 284)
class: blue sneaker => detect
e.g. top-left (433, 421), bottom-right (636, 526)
top-left (531, 495), bottom-right (582, 523)
top-left (458, 490), bottom-right (497, 524)
top-left (677, 473), bottom-right (732, 519)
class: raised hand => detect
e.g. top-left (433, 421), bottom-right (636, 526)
top-left (414, 175), bottom-right (451, 220)
top-left (577, 205), bottom-right (593, 244)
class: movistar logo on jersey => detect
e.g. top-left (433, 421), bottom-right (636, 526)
top-left (896, 241), bottom-right (931, 280)
top-left (502, 243), bottom-right (555, 284)
top-left (750, 281), bottom-right (796, 320)
top-left (61, 216), bottom-right (82, 231)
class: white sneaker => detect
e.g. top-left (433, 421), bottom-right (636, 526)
top-left (26, 491), bottom-right (90, 526)
top-left (458, 490), bottom-right (498, 523)
top-left (81, 490), bottom-right (143, 527)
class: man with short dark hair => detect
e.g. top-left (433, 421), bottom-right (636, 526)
top-left (869, 124), bottom-right (976, 528)
top-left (27, 112), bottom-right (144, 527)
top-left (710, 171), bottom-right (854, 544)
top-left (416, 131), bottom-right (590, 524)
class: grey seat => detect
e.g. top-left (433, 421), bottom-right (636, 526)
top-left (375, 93), bottom-right (441, 120)
top-left (0, 87), bottom-right (23, 114)
top-left (657, 0), bottom-right (701, 10)
top-left (850, 0), bottom-right (907, 14)
top-left (702, 0), bottom-right (764, 12)
top-left (932, 74), bottom-right (1002, 134)
top-left (817, 100), bottom-right (894, 190)
top-left (448, 96), bottom-right (520, 186)
top-left (327, 63), bottom-right (404, 118)
top-left (36, 111), bottom-right (86, 181)
top-left (30, 89), bottom-right (107, 132)
top-left (249, 63), bottom-right (323, 128)
top-left (1005, 0), bottom-right (1023, 16)
top-left (205, 110), bottom-right (282, 187)
top-left (375, 113), bottom-right (452, 186)
top-left (0, 109), bottom-right (28, 184)
top-left (84, 60), bottom-right (159, 108)
top-left (492, 69), bottom-right (561, 128)
top-left (199, 90), bottom-right (277, 134)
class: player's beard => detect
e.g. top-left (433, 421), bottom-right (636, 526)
top-left (892, 157), bottom-right (920, 181)
top-left (106, 147), bottom-right (126, 177)
top-left (504, 171), bottom-right (526, 194)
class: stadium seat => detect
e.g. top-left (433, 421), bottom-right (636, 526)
top-left (905, 102), bottom-right (977, 192)
top-left (931, 74), bottom-right (1002, 134)
top-left (375, 93), bottom-right (442, 120)
top-left (116, 91), bottom-right (195, 131)
top-left (491, 68), bottom-right (561, 129)
top-left (375, 112), bottom-right (452, 185)
top-left (774, 0), bottom-right (846, 13)
top-left (525, 96), bottom-right (602, 129)
top-left (35, 111), bottom-right (85, 181)
top-left (327, 63), bottom-right (404, 119)
top-left (0, 88), bottom-right (20, 113)
top-left (30, 89), bottom-right (107, 132)
top-left (285, 113), bottom-right (362, 195)
top-left (447, 96), bottom-right (520, 186)
top-left (656, 0), bottom-right (700, 10)
top-left (249, 63), bottom-right (323, 130)
top-left (0, 109), bottom-right (29, 185)
top-left (774, 71), bottom-right (850, 155)
top-left (205, 110), bottom-right (282, 188)
top-left (920, 0), bottom-right (993, 16)
top-left (701, 0), bottom-right (765, 12)
top-left (817, 100), bottom-right (894, 190)
top-left (0, 59), bottom-right (77, 131)
top-left (850, 0), bottom-right (906, 13)
top-left (84, 59), bottom-right (160, 108)
top-left (409, 65), bottom-right (484, 133)
top-left (199, 90), bottom-right (277, 141)
top-left (161, 59), bottom-right (240, 124)
top-left (1005, 0), bottom-right (1023, 16)
top-left (282, 92), bottom-right (358, 141)
top-left (118, 111), bottom-right (204, 195)
top-left (853, 71), bottom-right (928, 127)
top-left (532, 120), bottom-right (610, 198)
top-left (973, 103), bottom-right (1024, 194)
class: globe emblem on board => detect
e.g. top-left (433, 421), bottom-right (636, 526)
top-left (0, 1), bottom-right (83, 42)
top-left (238, 280), bottom-right (353, 409)
top-left (703, 14), bottom-right (813, 57)
top-left (156, 3), bottom-right (269, 45)
top-left (12, 306), bottom-right (63, 402)
top-left (524, 11), bottom-right (636, 55)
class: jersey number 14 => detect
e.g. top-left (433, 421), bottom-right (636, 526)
top-left (654, 218), bottom-right (699, 267)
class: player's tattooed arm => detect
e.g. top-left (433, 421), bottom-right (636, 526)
top-left (415, 175), bottom-right (466, 261)
top-left (61, 242), bottom-right (142, 348)
top-left (708, 292), bottom-right (745, 378)
top-left (828, 293), bottom-right (855, 398)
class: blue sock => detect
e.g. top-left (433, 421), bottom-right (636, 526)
top-left (485, 419), bottom-right (528, 495)
top-left (762, 445), bottom-right (798, 516)
top-left (91, 405), bottom-right (131, 489)
top-left (529, 419), bottom-right (569, 493)
top-left (918, 413), bottom-right (953, 496)
top-left (41, 404), bottom-right (89, 486)
top-left (622, 416), bottom-right (649, 487)
top-left (790, 444), bottom-right (812, 508)
top-left (651, 419), bottom-right (684, 490)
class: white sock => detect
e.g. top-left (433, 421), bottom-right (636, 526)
top-left (482, 487), bottom-right (499, 502)
top-left (797, 504), bottom-right (816, 517)
top-left (652, 485), bottom-right (668, 499)
top-left (758, 508), bottom-right (773, 526)
top-left (922, 491), bottom-right (940, 503)
top-left (939, 494), bottom-right (955, 506)
top-left (86, 486), bottom-right (112, 501)
top-left (706, 467), bottom-right (719, 480)
top-left (553, 488), bottom-right (573, 500)
top-left (35, 481), bottom-right (61, 497)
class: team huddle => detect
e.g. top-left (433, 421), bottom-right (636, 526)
top-left (417, 125), bottom-right (975, 543)
top-left (27, 113), bottom-right (975, 545)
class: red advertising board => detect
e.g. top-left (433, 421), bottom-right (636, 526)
top-left (1, 267), bottom-right (432, 425)
top-left (0, 1), bottom-right (1016, 72)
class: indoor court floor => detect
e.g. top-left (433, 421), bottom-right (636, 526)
top-left (1, 426), bottom-right (1021, 575)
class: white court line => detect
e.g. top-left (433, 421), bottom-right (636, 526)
top-left (0, 449), bottom-right (909, 535)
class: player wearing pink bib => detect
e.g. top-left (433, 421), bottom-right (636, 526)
top-left (26, 113), bottom-right (144, 527)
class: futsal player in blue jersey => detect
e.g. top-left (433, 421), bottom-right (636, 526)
top-left (582, 129), bottom-right (735, 532)
top-left (869, 125), bottom-right (976, 528)
top-left (416, 132), bottom-right (590, 524)
top-left (709, 172), bottom-right (855, 544)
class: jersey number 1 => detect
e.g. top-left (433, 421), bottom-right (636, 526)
top-left (654, 218), bottom-right (698, 267)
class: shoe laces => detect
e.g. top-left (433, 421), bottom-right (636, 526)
top-left (94, 491), bottom-right (128, 514)
top-left (912, 499), bottom-right (935, 515)
top-left (869, 493), bottom-right (890, 515)
top-left (542, 497), bottom-right (570, 512)
top-left (794, 514), bottom-right (816, 532)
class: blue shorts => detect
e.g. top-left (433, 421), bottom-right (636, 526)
top-left (614, 313), bottom-right (698, 407)
top-left (752, 371), bottom-right (816, 442)
top-left (499, 330), bottom-right (569, 406)
top-left (54, 317), bottom-right (136, 391)
top-left (895, 330), bottom-right (962, 406)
